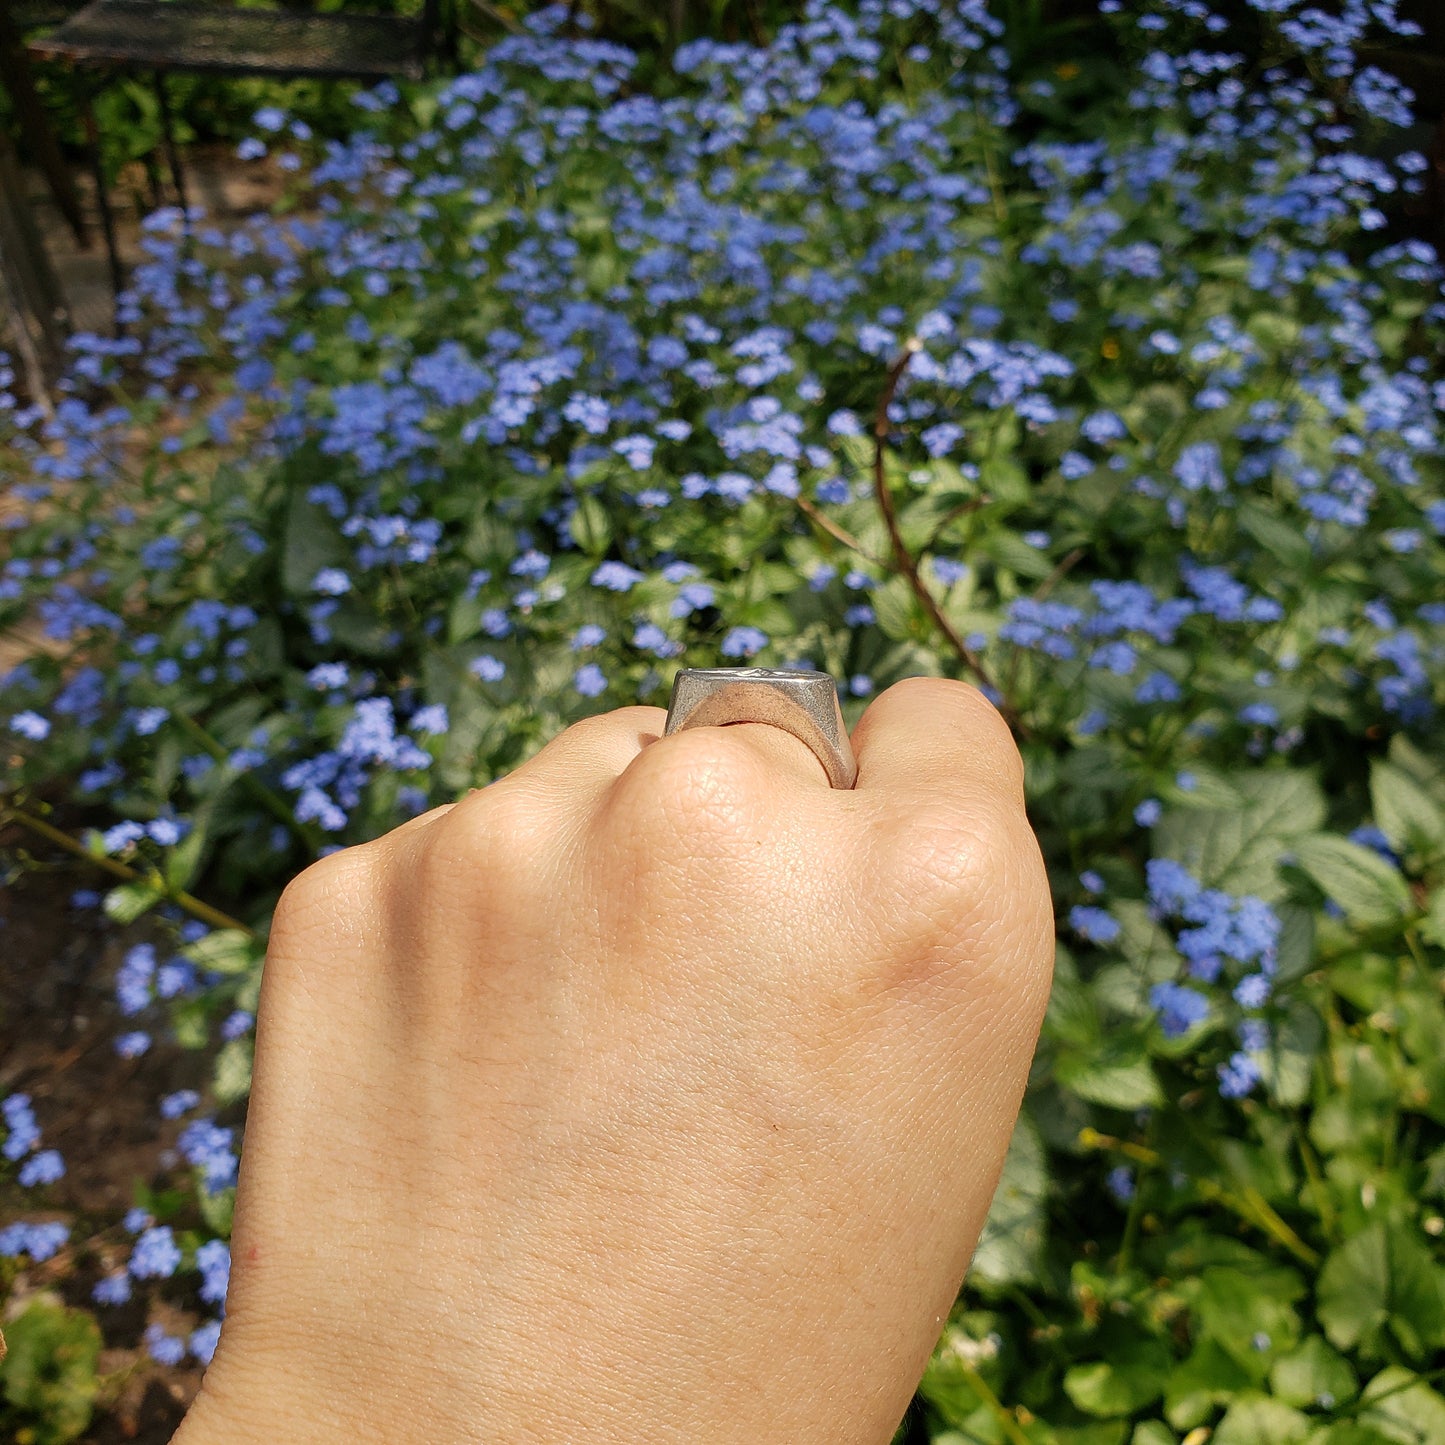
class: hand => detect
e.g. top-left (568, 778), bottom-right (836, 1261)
top-left (173, 677), bottom-right (1053, 1444)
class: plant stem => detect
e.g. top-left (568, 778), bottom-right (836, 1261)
top-left (793, 493), bottom-right (881, 564)
top-left (1, 803), bottom-right (252, 937)
top-left (955, 1361), bottom-right (1034, 1445)
top-left (1079, 1127), bottom-right (1320, 1269)
top-left (174, 712), bottom-right (321, 853)
top-left (871, 343), bottom-right (1024, 734)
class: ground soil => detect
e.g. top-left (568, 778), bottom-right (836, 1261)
top-left (1, 836), bottom-right (216, 1442)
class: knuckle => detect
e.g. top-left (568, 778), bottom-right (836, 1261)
top-left (426, 780), bottom-right (552, 895)
top-left (611, 728), bottom-right (768, 847)
top-left (268, 844), bottom-right (379, 954)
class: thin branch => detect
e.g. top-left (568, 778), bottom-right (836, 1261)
top-left (923, 492), bottom-right (992, 556)
top-left (1, 803), bottom-right (252, 937)
top-left (871, 343), bottom-right (1024, 733)
top-left (793, 493), bottom-right (881, 564)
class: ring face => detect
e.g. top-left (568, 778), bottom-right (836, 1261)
top-left (663, 667), bottom-right (858, 790)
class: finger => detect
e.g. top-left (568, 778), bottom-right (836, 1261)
top-left (850, 676), bottom-right (1025, 808)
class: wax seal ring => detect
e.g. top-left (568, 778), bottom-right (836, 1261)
top-left (663, 667), bottom-right (858, 790)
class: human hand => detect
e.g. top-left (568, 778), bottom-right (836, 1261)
top-left (172, 677), bottom-right (1053, 1444)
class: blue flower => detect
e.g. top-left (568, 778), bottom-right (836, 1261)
top-left (1069, 905), bottom-right (1120, 945)
top-left (145, 1324), bottom-right (187, 1367)
top-left (8, 710), bottom-right (49, 740)
top-left (93, 1272), bottom-right (132, 1306)
top-left (197, 1239), bottom-right (231, 1305)
top-left (591, 561), bottom-right (644, 592)
top-left (190, 1320), bottom-right (223, 1365)
top-left (115, 1031), bottom-right (151, 1058)
top-left (18, 1149), bottom-right (65, 1187)
top-left (1135, 798), bottom-right (1163, 827)
top-left (720, 626), bottom-right (768, 659)
top-left (470, 654), bottom-right (507, 682)
top-left (1106, 1166), bottom-right (1135, 1203)
top-left (410, 705), bottom-right (449, 735)
top-left (130, 1225), bottom-right (182, 1279)
top-left (1218, 1050), bottom-right (1262, 1099)
top-left (3, 1093), bottom-right (40, 1160)
top-left (574, 663), bottom-right (608, 697)
top-left (178, 1117), bottom-right (238, 1191)
top-left (160, 1089), bottom-right (200, 1120)
top-left (312, 568), bottom-right (351, 597)
top-left (1150, 981), bottom-right (1209, 1038)
top-left (1234, 974), bottom-right (1271, 1009)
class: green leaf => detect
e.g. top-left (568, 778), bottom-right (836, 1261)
top-left (1055, 1051), bottom-right (1164, 1110)
top-left (1270, 1336), bottom-right (1357, 1410)
top-left (1130, 1426), bottom-right (1176, 1445)
top-left (1317, 1221), bottom-right (1445, 1357)
top-left (164, 817), bottom-right (209, 892)
top-left (213, 1037), bottom-right (254, 1106)
top-left (1258, 1001), bottom-right (1323, 1109)
top-left (1164, 1338), bottom-right (1254, 1430)
top-left (182, 929), bottom-right (260, 976)
top-left (280, 488), bottom-right (349, 599)
top-left (1273, 904), bottom-right (1317, 985)
top-left (971, 1113), bottom-right (1047, 1289)
top-left (1292, 835), bottom-right (1412, 928)
top-left (1064, 1338), bottom-right (1172, 1417)
top-left (198, 1185), bottom-right (235, 1237)
top-left (871, 575), bottom-right (923, 640)
top-left (1155, 770), bottom-right (1327, 902)
top-left (569, 492), bottom-right (613, 555)
top-left (1212, 1394), bottom-right (1311, 1445)
top-left (1239, 503), bottom-right (1312, 573)
top-left (0, 1292), bottom-right (101, 1444)
top-left (1422, 886), bottom-right (1445, 949)
top-left (1356, 1367), bottom-right (1445, 1445)
top-left (103, 879), bottom-right (164, 925)
top-left (1370, 760), bottom-right (1445, 857)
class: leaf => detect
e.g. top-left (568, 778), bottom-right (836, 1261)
top-left (1055, 1051), bottom-right (1164, 1111)
top-left (1270, 1336), bottom-right (1357, 1410)
top-left (1239, 503), bottom-right (1313, 573)
top-left (1317, 1221), bottom-right (1445, 1357)
top-left (871, 575), bottom-right (923, 641)
top-left (1164, 1338), bottom-right (1254, 1430)
top-left (213, 1038), bottom-right (254, 1106)
top-left (164, 817), bottom-right (209, 892)
top-left (182, 929), bottom-right (260, 977)
top-left (1356, 1367), bottom-right (1445, 1445)
top-left (971, 1113), bottom-right (1047, 1289)
top-left (1259, 1001), bottom-right (1323, 1109)
top-left (103, 879), bottom-right (164, 925)
top-left (1211, 1394), bottom-right (1311, 1445)
top-left (0, 1292), bottom-right (101, 1443)
top-left (569, 492), bottom-right (613, 555)
top-left (280, 488), bottom-right (349, 599)
top-left (198, 1185), bottom-right (235, 1237)
top-left (1155, 770), bottom-right (1327, 902)
top-left (1273, 904), bottom-right (1317, 985)
top-left (1370, 760), bottom-right (1445, 858)
top-left (1064, 1337), bottom-right (1172, 1417)
top-left (1292, 835), bottom-right (1412, 929)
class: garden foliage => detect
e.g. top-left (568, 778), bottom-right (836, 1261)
top-left (3, 0), bottom-right (1445, 1440)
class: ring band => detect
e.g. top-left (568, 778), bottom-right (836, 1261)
top-left (663, 667), bottom-right (858, 790)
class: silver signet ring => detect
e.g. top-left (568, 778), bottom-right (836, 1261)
top-left (663, 667), bottom-right (859, 790)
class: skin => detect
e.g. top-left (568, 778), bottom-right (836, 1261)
top-left (171, 676), bottom-right (1054, 1444)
